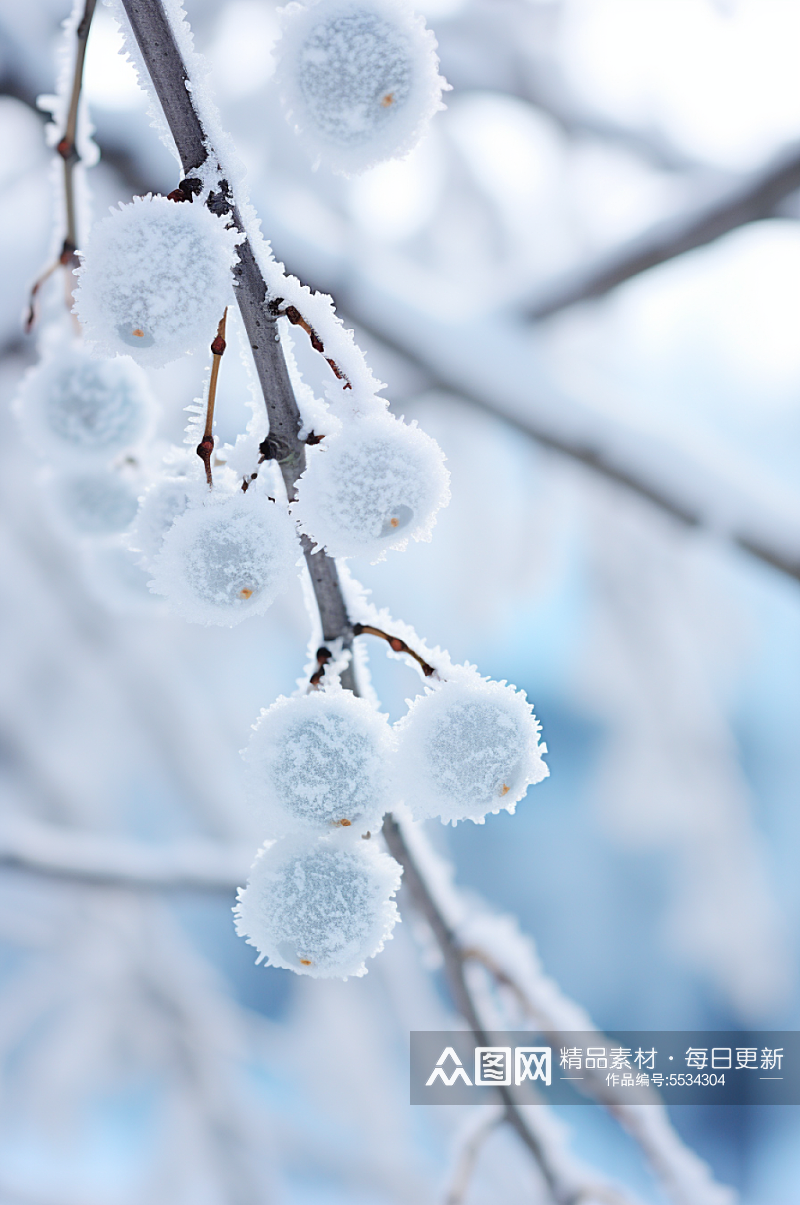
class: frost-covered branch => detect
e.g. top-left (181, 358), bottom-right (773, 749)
top-left (117, 0), bottom-right (356, 685)
top-left (443, 1111), bottom-right (503, 1205)
top-left (314, 303), bottom-right (800, 586)
top-left (383, 816), bottom-right (636, 1205)
top-left (523, 141), bottom-right (800, 321)
top-left (383, 816), bottom-right (735, 1205)
top-left (0, 815), bottom-right (248, 891)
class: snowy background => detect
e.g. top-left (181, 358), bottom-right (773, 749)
top-left (0, 0), bottom-right (799, 1201)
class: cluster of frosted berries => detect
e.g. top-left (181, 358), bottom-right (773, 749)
top-left (234, 833), bottom-right (402, 978)
top-left (395, 670), bottom-right (548, 825)
top-left (293, 413), bottom-right (450, 561)
top-left (74, 195), bottom-right (240, 368)
top-left (275, 0), bottom-right (446, 174)
top-left (15, 343), bottom-right (153, 463)
top-left (234, 671), bottom-right (545, 978)
top-left (236, 687), bottom-right (402, 978)
top-left (149, 491), bottom-right (301, 626)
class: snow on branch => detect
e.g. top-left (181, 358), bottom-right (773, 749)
top-left (270, 242), bottom-right (800, 585)
top-left (0, 815), bottom-right (249, 890)
top-left (115, 0), bottom-right (357, 685)
top-left (523, 141), bottom-right (800, 321)
top-left (384, 815), bottom-right (735, 1205)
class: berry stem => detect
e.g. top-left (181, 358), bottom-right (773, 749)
top-left (196, 309), bottom-right (228, 487)
top-left (26, 0), bottom-right (97, 333)
top-left (352, 623), bottom-right (438, 678)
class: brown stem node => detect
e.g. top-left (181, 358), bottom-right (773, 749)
top-left (196, 435), bottom-right (214, 485)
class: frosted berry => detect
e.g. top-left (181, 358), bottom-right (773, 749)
top-left (243, 687), bottom-right (393, 837)
top-left (394, 669), bottom-right (548, 824)
top-left (49, 470), bottom-right (141, 537)
top-left (275, 0), bottom-right (447, 174)
top-left (149, 491), bottom-right (301, 626)
top-left (15, 342), bottom-right (153, 463)
top-left (234, 832), bottom-right (402, 978)
top-left (75, 195), bottom-right (240, 368)
top-left (293, 413), bottom-right (449, 561)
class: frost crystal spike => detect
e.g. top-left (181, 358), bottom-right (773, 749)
top-left (149, 492), bottom-right (301, 626)
top-left (234, 833), bottom-right (402, 978)
top-left (74, 195), bottom-right (240, 368)
top-left (394, 669), bottom-right (549, 824)
top-left (293, 413), bottom-right (450, 561)
top-left (243, 688), bottom-right (394, 837)
top-left (275, 0), bottom-right (447, 174)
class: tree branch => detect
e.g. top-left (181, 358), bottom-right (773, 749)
top-left (0, 816), bottom-right (248, 892)
top-left (117, 0), bottom-right (355, 689)
top-left (330, 306), bottom-right (800, 586)
top-left (524, 141), bottom-right (800, 321)
top-left (382, 815), bottom-right (633, 1205)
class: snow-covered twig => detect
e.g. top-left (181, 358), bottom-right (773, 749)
top-left (314, 302), bottom-right (800, 586)
top-left (384, 817), bottom-right (735, 1205)
top-left (383, 815), bottom-right (637, 1205)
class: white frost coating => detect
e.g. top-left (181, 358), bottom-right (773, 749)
top-left (129, 475), bottom-right (205, 569)
top-left (15, 343), bottom-right (154, 464)
top-left (275, 0), bottom-right (447, 175)
top-left (74, 194), bottom-right (240, 368)
top-left (49, 470), bottom-right (141, 537)
top-left (293, 413), bottom-right (450, 561)
top-left (394, 668), bottom-right (548, 824)
top-left (149, 491), bottom-right (301, 626)
top-left (243, 687), bottom-right (393, 837)
top-left (234, 832), bottom-right (402, 978)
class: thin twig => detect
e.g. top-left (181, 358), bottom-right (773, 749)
top-left (25, 0), bottom-right (97, 332)
top-left (353, 622), bottom-right (438, 678)
top-left (524, 141), bottom-right (800, 322)
top-left (196, 309), bottom-right (228, 486)
top-left (270, 298), bottom-right (352, 388)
